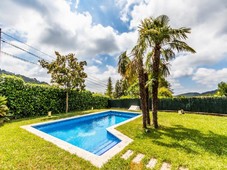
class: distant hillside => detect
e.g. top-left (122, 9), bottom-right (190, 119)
top-left (199, 90), bottom-right (218, 96)
top-left (0, 69), bottom-right (48, 85)
top-left (176, 92), bottom-right (200, 97)
top-left (176, 90), bottom-right (218, 97)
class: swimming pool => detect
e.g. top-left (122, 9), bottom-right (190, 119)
top-left (33, 111), bottom-right (138, 155)
top-left (22, 110), bottom-right (141, 167)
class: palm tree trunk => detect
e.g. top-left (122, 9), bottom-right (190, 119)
top-left (144, 72), bottom-right (150, 125)
top-left (138, 57), bottom-right (148, 129)
top-left (152, 46), bottom-right (161, 129)
top-left (66, 91), bottom-right (69, 113)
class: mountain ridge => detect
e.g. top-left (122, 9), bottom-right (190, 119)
top-left (0, 69), bottom-right (48, 85)
top-left (176, 90), bottom-right (217, 97)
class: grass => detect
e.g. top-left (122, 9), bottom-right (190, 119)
top-left (0, 109), bottom-right (227, 169)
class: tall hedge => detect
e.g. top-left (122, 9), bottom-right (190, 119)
top-left (109, 97), bottom-right (227, 114)
top-left (158, 97), bottom-right (227, 114)
top-left (0, 75), bottom-right (108, 118)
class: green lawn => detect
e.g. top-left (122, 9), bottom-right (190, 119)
top-left (0, 110), bottom-right (227, 170)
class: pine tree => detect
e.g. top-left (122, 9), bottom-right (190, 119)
top-left (114, 80), bottom-right (121, 98)
top-left (105, 77), bottom-right (113, 98)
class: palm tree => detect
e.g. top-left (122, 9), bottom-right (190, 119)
top-left (138, 15), bottom-right (196, 129)
top-left (118, 51), bottom-right (137, 92)
top-left (131, 43), bottom-right (149, 129)
top-left (118, 51), bottom-right (131, 77)
top-left (118, 46), bottom-right (149, 128)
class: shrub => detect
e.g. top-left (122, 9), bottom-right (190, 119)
top-left (0, 75), bottom-right (108, 118)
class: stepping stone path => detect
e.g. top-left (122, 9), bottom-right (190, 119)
top-left (132, 153), bottom-right (145, 163)
top-left (121, 150), bottom-right (189, 170)
top-left (160, 162), bottom-right (171, 170)
top-left (121, 150), bottom-right (134, 160)
top-left (131, 153), bottom-right (145, 170)
top-left (146, 158), bottom-right (157, 169)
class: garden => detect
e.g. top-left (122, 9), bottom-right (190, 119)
top-left (1, 15), bottom-right (227, 170)
top-left (0, 109), bottom-right (227, 169)
top-left (0, 75), bottom-right (227, 169)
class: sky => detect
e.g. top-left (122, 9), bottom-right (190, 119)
top-left (0, 0), bottom-right (227, 95)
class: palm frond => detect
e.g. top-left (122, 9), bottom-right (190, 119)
top-left (118, 51), bottom-right (130, 77)
top-left (159, 61), bottom-right (171, 77)
top-left (169, 27), bottom-right (191, 40)
top-left (156, 15), bottom-right (170, 26)
top-left (169, 39), bottom-right (196, 53)
top-left (161, 48), bottom-right (175, 61)
top-left (145, 50), bottom-right (154, 71)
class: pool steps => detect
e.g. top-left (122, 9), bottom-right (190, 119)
top-left (92, 139), bottom-right (119, 155)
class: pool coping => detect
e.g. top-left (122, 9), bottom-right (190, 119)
top-left (21, 110), bottom-right (141, 168)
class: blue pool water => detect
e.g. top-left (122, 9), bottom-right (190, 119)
top-left (33, 111), bottom-right (139, 156)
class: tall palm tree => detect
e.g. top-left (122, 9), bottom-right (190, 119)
top-left (138, 15), bottom-right (196, 129)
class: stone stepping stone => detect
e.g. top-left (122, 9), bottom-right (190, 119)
top-left (132, 153), bottom-right (145, 163)
top-left (160, 162), bottom-right (171, 170)
top-left (121, 150), bottom-right (134, 160)
top-left (146, 158), bottom-right (157, 169)
top-left (179, 167), bottom-right (188, 170)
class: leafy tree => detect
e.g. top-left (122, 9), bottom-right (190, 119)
top-left (39, 51), bottom-right (87, 113)
top-left (158, 87), bottom-right (173, 98)
top-left (217, 82), bottom-right (227, 96)
top-left (137, 15), bottom-right (195, 128)
top-left (159, 77), bottom-right (171, 90)
top-left (127, 81), bottom-right (140, 98)
top-left (105, 77), bottom-right (113, 98)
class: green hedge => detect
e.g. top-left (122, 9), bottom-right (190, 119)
top-left (108, 99), bottom-right (140, 108)
top-left (0, 75), bottom-right (108, 118)
top-left (109, 97), bottom-right (227, 114)
top-left (158, 97), bottom-right (227, 114)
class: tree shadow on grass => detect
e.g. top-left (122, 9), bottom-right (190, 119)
top-left (139, 125), bottom-right (227, 156)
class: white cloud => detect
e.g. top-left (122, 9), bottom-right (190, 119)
top-left (0, 52), bottom-right (50, 83)
top-left (1, 0), bottom-right (134, 59)
top-left (115, 0), bottom-right (140, 22)
top-left (193, 68), bottom-right (227, 88)
top-left (75, 0), bottom-right (80, 9)
top-left (123, 0), bottom-right (227, 93)
top-left (1, 0), bottom-right (227, 94)
top-left (0, 0), bottom-right (135, 93)
top-left (85, 65), bottom-right (120, 93)
top-left (92, 59), bottom-right (102, 65)
top-left (166, 76), bottom-right (183, 94)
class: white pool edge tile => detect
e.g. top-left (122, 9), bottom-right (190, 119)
top-left (21, 110), bottom-right (141, 168)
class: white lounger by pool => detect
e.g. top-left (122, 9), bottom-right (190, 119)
top-left (128, 105), bottom-right (140, 111)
